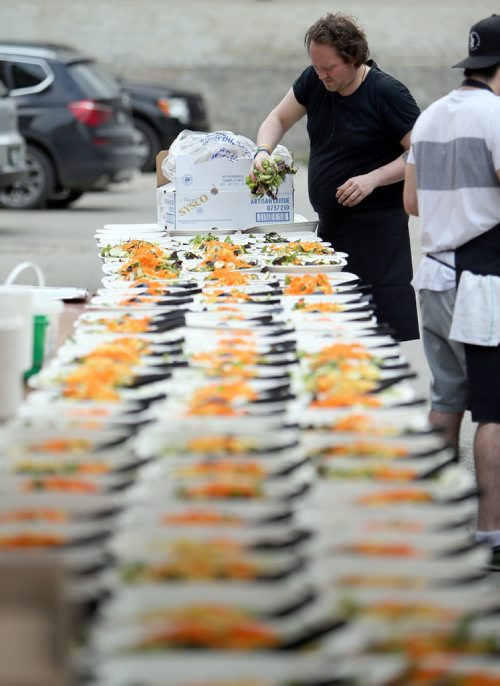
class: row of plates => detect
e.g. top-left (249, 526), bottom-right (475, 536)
top-left (1, 222), bottom-right (495, 685)
top-left (89, 230), bottom-right (500, 684)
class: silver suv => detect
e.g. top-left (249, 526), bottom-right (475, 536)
top-left (0, 79), bottom-right (25, 190)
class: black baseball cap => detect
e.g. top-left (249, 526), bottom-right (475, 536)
top-left (452, 14), bottom-right (500, 68)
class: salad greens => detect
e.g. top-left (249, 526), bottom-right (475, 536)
top-left (246, 156), bottom-right (297, 199)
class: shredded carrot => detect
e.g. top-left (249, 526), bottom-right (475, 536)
top-left (284, 273), bottom-right (333, 295)
top-left (357, 488), bottom-right (433, 505)
top-left (26, 438), bottom-right (91, 453)
top-left (293, 298), bottom-right (344, 313)
top-left (0, 533), bottom-right (65, 549)
top-left (137, 604), bottom-right (279, 650)
top-left (204, 268), bottom-right (252, 285)
top-left (0, 509), bottom-right (67, 524)
top-left (342, 542), bottom-right (420, 557)
top-left (23, 477), bottom-right (99, 493)
top-left (95, 314), bottom-right (151, 333)
top-left (162, 510), bottom-right (242, 526)
top-left (181, 476), bottom-right (262, 499)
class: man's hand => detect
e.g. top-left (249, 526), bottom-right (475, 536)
top-left (336, 174), bottom-right (375, 207)
top-left (248, 151), bottom-right (271, 181)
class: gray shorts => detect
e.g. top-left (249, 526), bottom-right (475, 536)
top-left (419, 288), bottom-right (468, 413)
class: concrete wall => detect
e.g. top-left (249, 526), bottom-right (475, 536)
top-left (3, 0), bottom-right (500, 156)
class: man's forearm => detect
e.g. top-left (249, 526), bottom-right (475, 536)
top-left (256, 114), bottom-right (287, 151)
top-left (368, 154), bottom-right (406, 188)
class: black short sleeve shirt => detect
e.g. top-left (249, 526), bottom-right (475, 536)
top-left (293, 61), bottom-right (420, 220)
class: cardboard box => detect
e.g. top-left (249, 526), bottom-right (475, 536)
top-left (156, 150), bottom-right (294, 231)
top-left (0, 556), bottom-right (69, 686)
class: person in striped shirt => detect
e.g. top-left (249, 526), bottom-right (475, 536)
top-left (404, 14), bottom-right (500, 571)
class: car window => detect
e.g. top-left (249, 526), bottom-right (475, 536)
top-left (67, 61), bottom-right (121, 98)
top-left (0, 58), bottom-right (53, 95)
top-left (11, 61), bottom-right (47, 89)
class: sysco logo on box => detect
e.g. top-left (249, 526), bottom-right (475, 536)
top-left (178, 194), bottom-right (209, 216)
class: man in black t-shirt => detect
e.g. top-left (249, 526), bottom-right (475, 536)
top-left (250, 12), bottom-right (420, 341)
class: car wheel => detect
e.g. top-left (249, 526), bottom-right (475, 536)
top-left (0, 145), bottom-right (55, 209)
top-left (134, 118), bottom-right (160, 172)
top-left (46, 189), bottom-right (84, 209)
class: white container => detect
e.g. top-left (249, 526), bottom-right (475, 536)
top-left (32, 296), bottom-right (63, 360)
top-left (0, 317), bottom-right (25, 420)
top-left (0, 288), bottom-right (34, 372)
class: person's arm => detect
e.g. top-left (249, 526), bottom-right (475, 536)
top-left (336, 130), bottom-right (412, 207)
top-left (250, 88), bottom-right (306, 175)
top-left (403, 161), bottom-right (419, 217)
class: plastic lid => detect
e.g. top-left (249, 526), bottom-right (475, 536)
top-left (32, 297), bottom-right (64, 314)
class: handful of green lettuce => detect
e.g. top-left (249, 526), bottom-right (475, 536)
top-left (246, 156), bottom-right (297, 199)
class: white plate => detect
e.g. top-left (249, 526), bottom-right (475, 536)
top-left (95, 233), bottom-right (168, 244)
top-left (319, 451), bottom-right (455, 483)
top-left (97, 240), bottom-right (176, 258)
top-left (184, 312), bottom-right (282, 330)
top-left (299, 406), bottom-right (430, 434)
top-left (310, 463), bottom-right (476, 508)
top-left (182, 257), bottom-right (264, 274)
top-left (260, 245), bottom-right (346, 258)
top-left (76, 309), bottom-right (168, 324)
top-left (100, 275), bottom-right (199, 290)
top-left (288, 312), bottom-right (377, 329)
top-left (275, 270), bottom-right (357, 284)
top-left (295, 334), bottom-right (398, 352)
top-left (93, 652), bottom-right (333, 686)
top-left (0, 471), bottom-right (132, 495)
top-left (96, 583), bottom-right (315, 626)
top-left (109, 525), bottom-right (306, 562)
top-left (119, 500), bottom-right (295, 530)
top-left (292, 380), bottom-right (417, 411)
top-left (192, 271), bottom-right (277, 285)
top-left (101, 262), bottom-right (181, 276)
top-left (242, 231), bottom-right (322, 244)
top-left (134, 422), bottom-right (300, 459)
top-left (0, 424), bottom-right (130, 452)
top-left (167, 227), bottom-right (238, 236)
top-left (95, 285), bottom-right (199, 297)
top-left (268, 259), bottom-right (347, 274)
top-left (101, 224), bottom-right (165, 233)
top-left (304, 431), bottom-right (448, 458)
top-left (244, 221), bottom-right (319, 234)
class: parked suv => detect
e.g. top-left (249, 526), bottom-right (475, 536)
top-left (0, 42), bottom-right (143, 209)
top-left (119, 79), bottom-right (210, 172)
top-left (0, 79), bottom-right (26, 189)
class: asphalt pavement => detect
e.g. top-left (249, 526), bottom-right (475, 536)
top-left (0, 165), bottom-right (475, 469)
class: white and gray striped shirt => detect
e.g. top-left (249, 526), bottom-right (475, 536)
top-left (408, 88), bottom-right (500, 290)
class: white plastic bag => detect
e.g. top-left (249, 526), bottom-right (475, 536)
top-left (161, 129), bottom-right (293, 181)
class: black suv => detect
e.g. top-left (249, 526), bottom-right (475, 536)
top-left (0, 42), bottom-right (143, 209)
top-left (120, 79), bottom-right (210, 172)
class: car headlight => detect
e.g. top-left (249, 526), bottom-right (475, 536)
top-left (8, 145), bottom-right (24, 167)
top-left (157, 97), bottom-right (190, 124)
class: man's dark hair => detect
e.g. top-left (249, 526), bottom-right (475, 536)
top-left (304, 12), bottom-right (369, 67)
top-left (464, 64), bottom-right (500, 80)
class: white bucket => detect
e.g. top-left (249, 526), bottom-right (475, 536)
top-left (0, 288), bottom-right (34, 373)
top-left (0, 317), bottom-right (25, 420)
